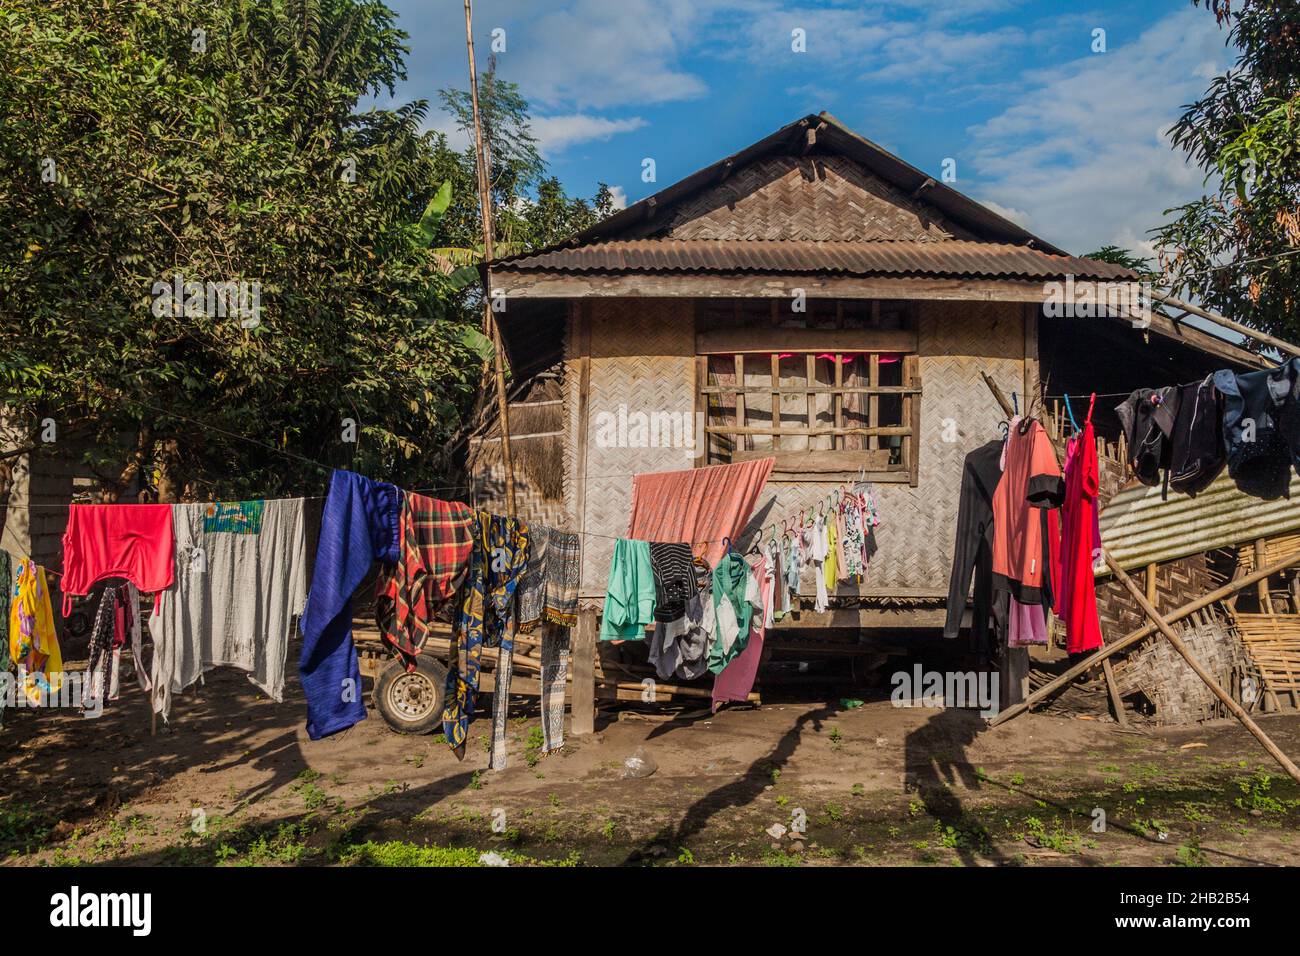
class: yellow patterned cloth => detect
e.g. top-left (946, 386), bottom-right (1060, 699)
top-left (10, 559), bottom-right (62, 703)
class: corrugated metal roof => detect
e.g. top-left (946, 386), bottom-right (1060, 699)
top-left (1098, 473), bottom-right (1300, 574)
top-left (491, 239), bottom-right (1136, 281)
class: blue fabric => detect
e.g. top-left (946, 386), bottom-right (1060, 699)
top-left (299, 469), bottom-right (401, 739)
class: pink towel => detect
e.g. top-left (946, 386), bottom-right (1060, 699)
top-left (627, 458), bottom-right (774, 565)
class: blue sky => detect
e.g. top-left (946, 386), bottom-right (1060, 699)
top-left (381, 0), bottom-right (1236, 257)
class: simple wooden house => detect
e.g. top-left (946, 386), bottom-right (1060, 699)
top-left (469, 112), bottom-right (1264, 643)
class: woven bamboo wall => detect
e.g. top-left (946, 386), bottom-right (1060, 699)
top-left (566, 297), bottom-right (697, 594)
top-left (565, 297), bottom-right (1025, 598)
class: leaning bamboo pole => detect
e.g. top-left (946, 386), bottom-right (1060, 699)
top-left (990, 547), bottom-right (1300, 727)
top-left (1102, 552), bottom-right (1300, 785)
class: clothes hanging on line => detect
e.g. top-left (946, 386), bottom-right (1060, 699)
top-left (711, 552), bottom-right (771, 710)
top-left (626, 458), bottom-right (774, 566)
top-left (300, 470), bottom-right (400, 740)
top-left (944, 440), bottom-right (1005, 659)
top-left (151, 498), bottom-right (308, 724)
top-left (9, 559), bottom-right (62, 705)
top-left (1059, 409), bottom-right (1104, 655)
top-left (599, 539), bottom-right (655, 640)
top-left (516, 526), bottom-right (581, 634)
top-left (540, 624), bottom-right (569, 754)
top-left (1215, 360), bottom-right (1300, 501)
top-left (0, 550), bottom-right (11, 727)
top-left (375, 492), bottom-right (474, 663)
top-left (708, 551), bottom-right (761, 675)
top-left (1168, 377), bottom-right (1226, 497)
top-left (647, 588), bottom-right (713, 682)
top-left (83, 582), bottom-right (142, 710)
top-left (1115, 387), bottom-right (1179, 493)
top-left (60, 503), bottom-right (175, 617)
top-left (991, 417), bottom-right (1064, 606)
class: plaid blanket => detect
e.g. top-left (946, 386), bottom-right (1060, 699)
top-left (377, 493), bottom-right (474, 663)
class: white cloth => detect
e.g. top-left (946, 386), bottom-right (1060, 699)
top-left (808, 517), bottom-right (830, 612)
top-left (149, 499), bottom-right (307, 721)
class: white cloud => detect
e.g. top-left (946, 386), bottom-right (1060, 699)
top-left (608, 185), bottom-right (630, 210)
top-left (531, 114), bottom-right (648, 156)
top-left (965, 7), bottom-right (1232, 256)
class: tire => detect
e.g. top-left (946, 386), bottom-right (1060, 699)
top-left (373, 655), bottom-right (448, 736)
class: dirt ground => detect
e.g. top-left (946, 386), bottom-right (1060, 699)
top-left (2, 664), bottom-right (1298, 867)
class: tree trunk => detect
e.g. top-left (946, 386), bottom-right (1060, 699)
top-left (155, 437), bottom-right (183, 503)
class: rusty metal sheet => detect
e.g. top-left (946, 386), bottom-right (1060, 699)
top-left (1098, 473), bottom-right (1300, 574)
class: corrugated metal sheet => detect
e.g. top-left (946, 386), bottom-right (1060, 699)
top-left (1098, 473), bottom-right (1300, 574)
top-left (492, 239), bottom-right (1135, 281)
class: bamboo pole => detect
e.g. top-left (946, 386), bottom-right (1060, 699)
top-left (1103, 553), bottom-right (1300, 785)
top-left (1150, 290), bottom-right (1300, 360)
top-left (463, 0), bottom-right (516, 518)
top-left (990, 548), bottom-right (1300, 727)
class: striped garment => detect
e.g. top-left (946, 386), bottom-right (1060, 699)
top-left (542, 530), bottom-right (580, 627)
top-left (649, 542), bottom-right (695, 624)
top-left (377, 493), bottom-right (474, 664)
top-left (516, 525), bottom-right (550, 633)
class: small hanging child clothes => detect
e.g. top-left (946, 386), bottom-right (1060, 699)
top-left (1059, 399), bottom-right (1104, 654)
top-left (60, 503), bottom-right (175, 616)
top-left (10, 559), bottom-right (61, 705)
top-left (824, 517), bottom-right (839, 591)
top-left (806, 516), bottom-right (830, 612)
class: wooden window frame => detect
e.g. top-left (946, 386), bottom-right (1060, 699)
top-left (695, 299), bottom-right (922, 485)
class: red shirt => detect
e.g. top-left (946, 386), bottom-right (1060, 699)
top-left (991, 418), bottom-right (1064, 604)
top-left (1060, 421), bottom-right (1104, 653)
top-left (61, 504), bottom-right (175, 615)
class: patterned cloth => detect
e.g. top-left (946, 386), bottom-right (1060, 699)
top-left (517, 525), bottom-right (550, 633)
top-left (9, 559), bottom-right (61, 704)
top-left (376, 493), bottom-right (474, 663)
top-left (442, 513), bottom-right (530, 760)
top-left (540, 624), bottom-right (570, 753)
top-left (83, 586), bottom-right (118, 710)
top-left (542, 530), bottom-right (580, 627)
top-left (0, 550), bottom-right (10, 727)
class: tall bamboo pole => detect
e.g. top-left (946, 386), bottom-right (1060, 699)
top-left (463, 0), bottom-right (516, 516)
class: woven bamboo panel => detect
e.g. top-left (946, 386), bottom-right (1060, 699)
top-left (1095, 554), bottom-right (1217, 645)
top-left (1113, 614), bottom-right (1253, 724)
top-left (621, 155), bottom-right (976, 243)
top-left (567, 298), bottom-right (697, 594)
top-left (1238, 534), bottom-right (1300, 574)
top-left (1231, 612), bottom-right (1300, 693)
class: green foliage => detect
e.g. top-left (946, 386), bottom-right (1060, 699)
top-left (1153, 0), bottom-right (1300, 339)
top-left (0, 0), bottom-right (488, 498)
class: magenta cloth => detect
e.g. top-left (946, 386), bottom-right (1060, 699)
top-left (1007, 596), bottom-right (1048, 647)
top-left (712, 555), bottom-right (770, 709)
top-left (627, 458), bottom-right (774, 566)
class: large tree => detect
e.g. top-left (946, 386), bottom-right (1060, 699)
top-left (1154, 0), bottom-right (1300, 340)
top-left (0, 0), bottom-right (483, 502)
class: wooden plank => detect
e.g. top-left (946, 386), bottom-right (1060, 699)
top-left (806, 353), bottom-right (816, 450)
top-left (833, 351), bottom-right (843, 451)
top-left (574, 300), bottom-right (592, 551)
top-left (904, 353), bottom-right (920, 487)
top-left (699, 385), bottom-right (920, 396)
top-left (571, 607), bottom-right (597, 735)
top-left (734, 353), bottom-right (746, 453)
top-left (869, 352), bottom-right (880, 453)
top-left (770, 352), bottom-right (781, 452)
top-left (732, 449), bottom-right (892, 473)
top-left (698, 327), bottom-right (917, 355)
top-left (707, 425), bottom-right (911, 437)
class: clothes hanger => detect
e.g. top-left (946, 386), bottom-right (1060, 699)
top-left (1063, 393), bottom-right (1080, 435)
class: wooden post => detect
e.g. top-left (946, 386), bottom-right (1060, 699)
top-left (1105, 553), bottom-right (1300, 785)
top-left (991, 548), bottom-right (1300, 727)
top-left (571, 607), bottom-right (596, 735)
